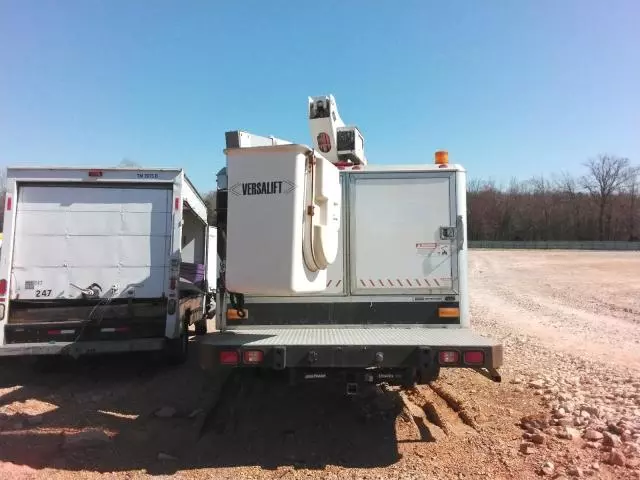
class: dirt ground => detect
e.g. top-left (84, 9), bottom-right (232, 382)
top-left (0, 250), bottom-right (639, 480)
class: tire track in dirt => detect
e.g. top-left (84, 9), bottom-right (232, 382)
top-left (397, 384), bottom-right (478, 444)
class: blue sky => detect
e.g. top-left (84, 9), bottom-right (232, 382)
top-left (1, 0), bottom-right (638, 193)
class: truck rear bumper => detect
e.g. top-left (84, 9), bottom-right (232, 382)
top-left (198, 327), bottom-right (503, 382)
top-left (0, 338), bottom-right (166, 357)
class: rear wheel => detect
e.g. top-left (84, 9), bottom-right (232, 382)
top-left (29, 355), bottom-right (64, 373)
top-left (165, 320), bottom-right (189, 365)
top-left (194, 318), bottom-right (208, 336)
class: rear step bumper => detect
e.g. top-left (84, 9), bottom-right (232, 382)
top-left (198, 327), bottom-right (503, 382)
top-left (0, 338), bottom-right (166, 357)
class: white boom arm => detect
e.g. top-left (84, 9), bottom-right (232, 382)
top-left (308, 95), bottom-right (367, 166)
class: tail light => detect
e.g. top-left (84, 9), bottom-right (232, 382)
top-left (0, 279), bottom-right (7, 296)
top-left (438, 307), bottom-right (460, 318)
top-left (243, 350), bottom-right (264, 364)
top-left (47, 329), bottom-right (75, 335)
top-left (88, 170), bottom-right (103, 177)
top-left (220, 350), bottom-right (239, 365)
top-left (463, 351), bottom-right (485, 365)
top-left (101, 327), bottom-right (130, 333)
top-left (169, 277), bottom-right (177, 290)
top-left (5, 196), bottom-right (11, 211)
top-left (227, 308), bottom-right (248, 321)
top-left (438, 350), bottom-right (459, 364)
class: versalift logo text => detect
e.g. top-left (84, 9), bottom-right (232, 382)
top-left (231, 180), bottom-right (296, 196)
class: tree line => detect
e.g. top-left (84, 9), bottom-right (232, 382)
top-left (0, 154), bottom-right (637, 243)
top-left (467, 155), bottom-right (639, 242)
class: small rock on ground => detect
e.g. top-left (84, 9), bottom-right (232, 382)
top-left (155, 406), bottom-right (177, 418)
top-left (584, 429), bottom-right (603, 441)
top-left (567, 466), bottom-right (583, 477)
top-left (63, 429), bottom-right (112, 450)
top-left (157, 452), bottom-right (178, 461)
top-left (531, 433), bottom-right (546, 444)
top-left (540, 461), bottom-right (555, 476)
top-left (608, 449), bottom-right (626, 467)
top-left (520, 441), bottom-right (536, 455)
top-left (26, 415), bottom-right (43, 426)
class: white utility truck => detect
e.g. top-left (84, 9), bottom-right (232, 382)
top-left (0, 167), bottom-right (216, 363)
top-left (200, 94), bottom-right (503, 394)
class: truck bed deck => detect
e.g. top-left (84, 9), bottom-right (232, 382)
top-left (199, 327), bottom-right (498, 347)
top-left (198, 327), bottom-right (503, 375)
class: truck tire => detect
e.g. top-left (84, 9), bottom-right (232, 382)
top-left (165, 320), bottom-right (189, 365)
top-left (30, 356), bottom-right (63, 373)
top-left (194, 318), bottom-right (208, 336)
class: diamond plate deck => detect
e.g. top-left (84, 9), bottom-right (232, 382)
top-left (198, 327), bottom-right (498, 347)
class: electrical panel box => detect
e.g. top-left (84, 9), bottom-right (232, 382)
top-left (337, 126), bottom-right (365, 165)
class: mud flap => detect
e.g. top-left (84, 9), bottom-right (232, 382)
top-left (417, 347), bottom-right (440, 384)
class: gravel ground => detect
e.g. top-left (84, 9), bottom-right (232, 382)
top-left (0, 250), bottom-right (638, 480)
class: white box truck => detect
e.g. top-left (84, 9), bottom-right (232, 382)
top-left (0, 167), bottom-right (216, 363)
top-left (198, 96), bottom-right (502, 394)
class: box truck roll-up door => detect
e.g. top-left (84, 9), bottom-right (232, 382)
top-left (350, 172), bottom-right (458, 295)
top-left (11, 185), bottom-right (172, 301)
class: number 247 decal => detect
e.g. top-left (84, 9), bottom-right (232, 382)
top-left (35, 290), bottom-right (52, 297)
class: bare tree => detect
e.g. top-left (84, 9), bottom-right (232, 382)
top-left (581, 154), bottom-right (634, 240)
top-left (556, 171), bottom-right (584, 239)
top-left (626, 168), bottom-right (640, 240)
top-left (203, 190), bottom-right (217, 225)
top-left (467, 178), bottom-right (485, 194)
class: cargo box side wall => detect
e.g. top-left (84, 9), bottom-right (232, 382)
top-left (181, 209), bottom-right (206, 265)
top-left (456, 169), bottom-right (469, 327)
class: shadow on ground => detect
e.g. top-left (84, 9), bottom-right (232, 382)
top-left (0, 339), bottom-right (403, 475)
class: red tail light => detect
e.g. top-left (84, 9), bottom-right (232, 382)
top-left (219, 350), bottom-right (239, 365)
top-left (100, 327), bottom-right (130, 333)
top-left (463, 351), bottom-right (485, 365)
top-left (88, 170), bottom-right (103, 177)
top-left (5, 196), bottom-right (11, 211)
top-left (169, 277), bottom-right (176, 290)
top-left (0, 279), bottom-right (7, 296)
top-left (47, 329), bottom-right (75, 335)
top-left (243, 350), bottom-right (264, 364)
top-left (175, 197), bottom-right (180, 210)
top-left (438, 350), bottom-right (459, 364)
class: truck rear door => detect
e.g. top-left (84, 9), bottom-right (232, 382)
top-left (10, 184), bottom-right (172, 301)
top-left (349, 171), bottom-right (459, 295)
